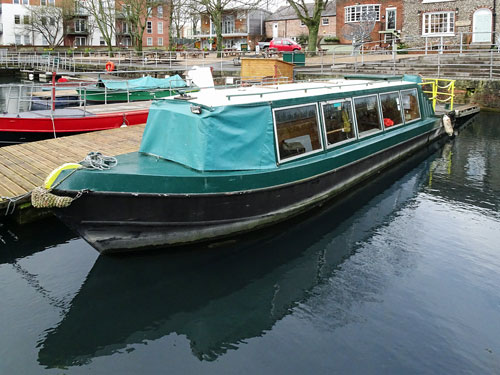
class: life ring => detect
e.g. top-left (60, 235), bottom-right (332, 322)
top-left (105, 61), bottom-right (115, 72)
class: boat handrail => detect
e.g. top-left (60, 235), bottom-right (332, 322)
top-left (225, 78), bottom-right (404, 101)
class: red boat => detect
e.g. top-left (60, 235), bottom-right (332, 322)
top-left (0, 101), bottom-right (150, 145)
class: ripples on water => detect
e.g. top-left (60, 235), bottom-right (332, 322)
top-left (0, 113), bottom-right (499, 374)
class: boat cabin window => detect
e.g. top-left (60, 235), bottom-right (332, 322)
top-left (401, 89), bottom-right (421, 123)
top-left (321, 99), bottom-right (356, 147)
top-left (353, 95), bottom-right (382, 137)
top-left (273, 104), bottom-right (323, 162)
top-left (380, 92), bottom-right (403, 128)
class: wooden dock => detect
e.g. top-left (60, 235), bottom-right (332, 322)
top-left (0, 124), bottom-right (145, 218)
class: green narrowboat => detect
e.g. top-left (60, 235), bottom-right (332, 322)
top-left (78, 75), bottom-right (192, 103)
top-left (45, 75), bottom-right (450, 254)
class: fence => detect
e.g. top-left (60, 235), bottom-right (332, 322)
top-left (1, 34), bottom-right (500, 80)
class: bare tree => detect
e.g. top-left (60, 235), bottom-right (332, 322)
top-left (171, 0), bottom-right (190, 39)
top-left (341, 10), bottom-right (377, 54)
top-left (77, 0), bottom-right (116, 54)
top-left (192, 0), bottom-right (263, 53)
top-left (120, 0), bottom-right (166, 52)
top-left (287, 0), bottom-right (329, 52)
top-left (24, 4), bottom-right (66, 48)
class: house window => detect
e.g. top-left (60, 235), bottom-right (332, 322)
top-left (345, 4), bottom-right (381, 23)
top-left (158, 21), bottom-right (163, 34)
top-left (147, 21), bottom-right (152, 34)
top-left (158, 37), bottom-right (163, 46)
top-left (48, 0), bottom-right (54, 4)
top-left (41, 0), bottom-right (46, 4)
top-left (353, 95), bottom-right (382, 137)
top-left (380, 92), bottom-right (403, 128)
top-left (23, 15), bottom-right (30, 24)
top-left (22, 0), bottom-right (29, 4)
top-left (13, 0), bottom-right (20, 4)
top-left (75, 36), bottom-right (86, 46)
top-left (50, 17), bottom-right (55, 26)
top-left (273, 104), bottom-right (323, 162)
top-left (100, 37), bottom-right (105, 46)
top-left (300, 20), bottom-right (306, 27)
top-left (422, 11), bottom-right (455, 36)
top-left (322, 18), bottom-right (329, 26)
top-left (75, 19), bottom-right (86, 32)
top-left (321, 99), bottom-right (356, 147)
top-left (401, 89), bottom-right (421, 122)
top-left (24, 34), bottom-right (31, 45)
top-left (14, 15), bottom-right (20, 25)
top-left (15, 35), bottom-right (22, 45)
top-left (147, 37), bottom-right (153, 46)
top-left (41, 16), bottom-right (47, 25)
top-left (157, 5), bottom-right (163, 17)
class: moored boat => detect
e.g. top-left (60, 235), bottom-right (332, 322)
top-left (77, 75), bottom-right (193, 103)
top-left (0, 101), bottom-right (150, 145)
top-left (45, 75), bottom-right (454, 254)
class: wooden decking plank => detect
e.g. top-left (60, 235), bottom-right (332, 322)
top-left (0, 124), bottom-right (145, 202)
top-left (0, 177), bottom-right (25, 198)
top-left (0, 148), bottom-right (47, 182)
top-left (0, 163), bottom-right (38, 191)
top-left (1, 144), bottom-right (59, 172)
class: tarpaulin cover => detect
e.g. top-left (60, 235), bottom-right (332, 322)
top-left (139, 100), bottom-right (277, 171)
top-left (101, 75), bottom-right (187, 90)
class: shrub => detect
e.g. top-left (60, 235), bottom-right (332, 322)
top-left (323, 36), bottom-right (340, 43)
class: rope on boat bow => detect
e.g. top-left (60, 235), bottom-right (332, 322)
top-left (80, 151), bottom-right (118, 170)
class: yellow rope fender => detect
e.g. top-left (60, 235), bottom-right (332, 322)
top-left (44, 163), bottom-right (82, 190)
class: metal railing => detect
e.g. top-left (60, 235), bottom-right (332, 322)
top-left (1, 35), bottom-right (500, 81)
top-left (419, 78), bottom-right (455, 111)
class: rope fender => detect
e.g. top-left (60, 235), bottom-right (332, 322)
top-left (31, 186), bottom-right (74, 209)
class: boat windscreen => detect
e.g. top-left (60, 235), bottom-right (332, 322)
top-left (139, 100), bottom-right (277, 171)
top-left (101, 75), bottom-right (188, 90)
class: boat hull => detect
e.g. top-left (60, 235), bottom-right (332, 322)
top-left (0, 109), bottom-right (148, 145)
top-left (55, 122), bottom-right (444, 254)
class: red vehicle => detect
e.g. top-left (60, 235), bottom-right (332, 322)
top-left (269, 38), bottom-right (302, 52)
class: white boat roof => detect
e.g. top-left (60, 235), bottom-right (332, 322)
top-left (168, 78), bottom-right (414, 107)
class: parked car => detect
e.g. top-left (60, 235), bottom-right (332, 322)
top-left (269, 38), bottom-right (302, 52)
top-left (258, 41), bottom-right (270, 50)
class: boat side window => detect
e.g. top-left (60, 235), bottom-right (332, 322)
top-left (401, 88), bottom-right (421, 123)
top-left (274, 104), bottom-right (323, 162)
top-left (321, 99), bottom-right (356, 147)
top-left (353, 95), bottom-right (382, 137)
top-left (380, 92), bottom-right (403, 128)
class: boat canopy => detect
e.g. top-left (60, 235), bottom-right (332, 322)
top-left (139, 100), bottom-right (276, 171)
top-left (101, 75), bottom-right (187, 90)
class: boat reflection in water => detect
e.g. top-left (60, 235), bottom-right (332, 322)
top-left (37, 140), bottom-right (453, 368)
top-left (0, 217), bottom-right (77, 265)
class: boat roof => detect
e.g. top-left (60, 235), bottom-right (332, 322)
top-left (167, 77), bottom-right (418, 108)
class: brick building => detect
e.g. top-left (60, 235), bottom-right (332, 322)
top-left (115, 2), bottom-right (169, 48)
top-left (0, 0), bottom-right (169, 48)
top-left (336, 0), bottom-right (403, 45)
top-left (197, 8), bottom-right (269, 51)
top-left (265, 3), bottom-right (337, 41)
top-left (402, 0), bottom-right (499, 47)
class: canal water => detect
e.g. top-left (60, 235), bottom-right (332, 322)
top-left (0, 113), bottom-right (499, 374)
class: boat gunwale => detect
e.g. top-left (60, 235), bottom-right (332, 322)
top-left (53, 117), bottom-right (441, 198)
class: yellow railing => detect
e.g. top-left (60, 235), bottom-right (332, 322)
top-left (419, 78), bottom-right (455, 111)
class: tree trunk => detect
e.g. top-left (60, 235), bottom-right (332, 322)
top-left (307, 23), bottom-right (319, 52)
top-left (212, 12), bottom-right (223, 56)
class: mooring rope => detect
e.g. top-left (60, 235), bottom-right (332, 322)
top-left (80, 151), bottom-right (118, 170)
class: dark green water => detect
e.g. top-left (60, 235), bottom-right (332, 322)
top-left (1, 113), bottom-right (499, 374)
